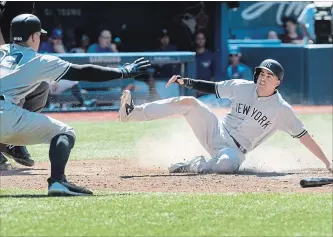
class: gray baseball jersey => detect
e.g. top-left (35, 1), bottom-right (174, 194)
top-left (0, 44), bottom-right (75, 145)
top-left (0, 44), bottom-right (71, 104)
top-left (216, 79), bottom-right (307, 152)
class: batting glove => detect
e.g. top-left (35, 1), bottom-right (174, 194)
top-left (120, 57), bottom-right (151, 78)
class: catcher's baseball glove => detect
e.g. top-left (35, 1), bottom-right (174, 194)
top-left (120, 57), bottom-right (151, 78)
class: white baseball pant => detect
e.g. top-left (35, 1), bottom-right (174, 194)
top-left (124, 96), bottom-right (246, 173)
top-left (0, 100), bottom-right (75, 145)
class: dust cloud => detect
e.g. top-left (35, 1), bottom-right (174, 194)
top-left (134, 114), bottom-right (332, 172)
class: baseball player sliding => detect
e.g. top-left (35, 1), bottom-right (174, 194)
top-left (118, 59), bottom-right (333, 174)
top-left (0, 14), bottom-right (150, 196)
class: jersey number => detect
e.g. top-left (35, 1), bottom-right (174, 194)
top-left (0, 50), bottom-right (23, 71)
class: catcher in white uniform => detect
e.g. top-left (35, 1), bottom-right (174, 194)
top-left (118, 59), bottom-right (333, 174)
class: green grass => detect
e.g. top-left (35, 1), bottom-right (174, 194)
top-left (28, 119), bottom-right (175, 162)
top-left (0, 190), bottom-right (332, 236)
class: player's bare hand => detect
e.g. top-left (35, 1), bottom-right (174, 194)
top-left (166, 75), bottom-right (183, 88)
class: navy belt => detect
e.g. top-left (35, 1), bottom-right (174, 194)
top-left (230, 135), bottom-right (247, 154)
top-left (225, 128), bottom-right (247, 154)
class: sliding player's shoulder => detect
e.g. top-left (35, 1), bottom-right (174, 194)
top-left (217, 79), bottom-right (255, 89)
top-left (220, 79), bottom-right (254, 85)
top-left (276, 95), bottom-right (296, 115)
top-left (232, 79), bottom-right (254, 85)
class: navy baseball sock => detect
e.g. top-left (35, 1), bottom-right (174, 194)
top-left (49, 134), bottom-right (75, 181)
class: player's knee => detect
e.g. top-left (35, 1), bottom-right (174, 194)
top-left (66, 127), bottom-right (76, 141)
top-left (213, 153), bottom-right (241, 174)
top-left (178, 96), bottom-right (200, 107)
top-left (51, 134), bottom-right (76, 149)
top-left (58, 126), bottom-right (76, 142)
top-left (214, 158), bottom-right (237, 173)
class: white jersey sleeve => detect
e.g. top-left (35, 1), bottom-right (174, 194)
top-left (38, 54), bottom-right (71, 82)
top-left (215, 79), bottom-right (249, 99)
top-left (280, 106), bottom-right (307, 138)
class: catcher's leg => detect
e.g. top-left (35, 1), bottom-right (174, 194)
top-left (0, 102), bottom-right (92, 196)
top-left (0, 81), bottom-right (50, 167)
top-left (119, 90), bottom-right (220, 155)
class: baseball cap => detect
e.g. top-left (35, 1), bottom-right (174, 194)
top-left (51, 28), bottom-right (63, 39)
top-left (228, 45), bottom-right (241, 55)
top-left (10, 14), bottom-right (47, 42)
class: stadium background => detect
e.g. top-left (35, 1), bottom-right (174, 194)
top-left (0, 1), bottom-right (332, 111)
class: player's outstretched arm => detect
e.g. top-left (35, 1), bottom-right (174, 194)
top-left (166, 75), bottom-right (216, 94)
top-left (299, 133), bottom-right (332, 173)
top-left (63, 57), bottom-right (151, 82)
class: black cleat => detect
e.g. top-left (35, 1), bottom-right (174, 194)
top-left (3, 145), bottom-right (35, 167)
top-left (48, 175), bottom-right (93, 196)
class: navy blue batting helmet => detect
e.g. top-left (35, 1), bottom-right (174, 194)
top-left (253, 59), bottom-right (284, 83)
top-left (10, 14), bottom-right (47, 42)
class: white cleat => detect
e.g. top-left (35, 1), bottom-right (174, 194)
top-left (168, 162), bottom-right (191, 173)
top-left (168, 156), bottom-right (206, 174)
top-left (118, 90), bottom-right (134, 122)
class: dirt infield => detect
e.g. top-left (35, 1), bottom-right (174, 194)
top-left (1, 159), bottom-right (332, 193)
top-left (1, 105), bottom-right (332, 193)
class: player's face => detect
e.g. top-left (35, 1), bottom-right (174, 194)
top-left (257, 69), bottom-right (280, 91)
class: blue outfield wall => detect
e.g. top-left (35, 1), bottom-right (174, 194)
top-left (53, 48), bottom-right (332, 105)
top-left (54, 51), bottom-right (196, 80)
top-left (304, 46), bottom-right (333, 105)
top-left (216, 2), bottom-right (332, 105)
